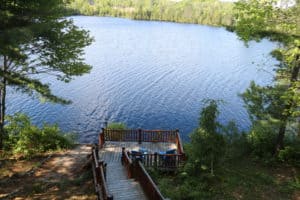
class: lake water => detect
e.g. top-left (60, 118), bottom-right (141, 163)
top-left (6, 16), bottom-right (278, 142)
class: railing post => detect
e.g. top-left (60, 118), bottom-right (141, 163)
top-left (95, 144), bottom-right (99, 160)
top-left (154, 152), bottom-right (158, 169)
top-left (121, 147), bottom-right (125, 165)
top-left (138, 129), bottom-right (142, 144)
top-left (175, 129), bottom-right (179, 143)
top-left (107, 195), bottom-right (113, 200)
top-left (99, 128), bottom-right (105, 148)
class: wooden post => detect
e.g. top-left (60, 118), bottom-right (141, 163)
top-left (101, 128), bottom-right (105, 140)
top-left (107, 195), bottom-right (113, 200)
top-left (99, 128), bottom-right (105, 148)
top-left (95, 144), bottom-right (99, 160)
top-left (154, 152), bottom-right (158, 169)
top-left (121, 147), bottom-right (125, 165)
top-left (175, 129), bottom-right (179, 143)
top-left (138, 129), bottom-right (142, 144)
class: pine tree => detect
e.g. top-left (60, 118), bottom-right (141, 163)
top-left (0, 0), bottom-right (93, 149)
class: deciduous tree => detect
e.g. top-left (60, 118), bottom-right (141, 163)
top-left (234, 0), bottom-right (299, 154)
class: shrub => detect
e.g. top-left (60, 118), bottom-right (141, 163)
top-left (247, 120), bottom-right (277, 158)
top-left (188, 100), bottom-right (225, 176)
top-left (278, 145), bottom-right (300, 166)
top-left (4, 113), bottom-right (74, 157)
top-left (106, 122), bottom-right (127, 130)
top-left (223, 121), bottom-right (251, 159)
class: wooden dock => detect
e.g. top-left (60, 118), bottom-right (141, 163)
top-left (92, 129), bottom-right (185, 200)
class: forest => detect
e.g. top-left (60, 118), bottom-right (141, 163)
top-left (67, 0), bottom-right (234, 26)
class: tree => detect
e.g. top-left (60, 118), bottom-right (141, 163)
top-left (233, 0), bottom-right (300, 155)
top-left (0, 0), bottom-right (93, 149)
top-left (188, 100), bottom-right (225, 176)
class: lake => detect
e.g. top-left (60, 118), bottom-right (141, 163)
top-left (6, 16), bottom-right (278, 142)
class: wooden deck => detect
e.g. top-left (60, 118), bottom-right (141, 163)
top-left (98, 141), bottom-right (177, 200)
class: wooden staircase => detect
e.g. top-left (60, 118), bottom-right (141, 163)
top-left (106, 163), bottom-right (147, 200)
top-left (93, 129), bottom-right (185, 200)
top-left (97, 142), bottom-right (149, 200)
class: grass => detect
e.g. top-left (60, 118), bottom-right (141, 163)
top-left (150, 157), bottom-right (300, 200)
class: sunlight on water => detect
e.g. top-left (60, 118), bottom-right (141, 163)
top-left (6, 16), bottom-right (278, 142)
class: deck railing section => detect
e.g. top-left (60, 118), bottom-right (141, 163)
top-left (92, 146), bottom-right (113, 200)
top-left (100, 128), bottom-right (185, 157)
top-left (142, 153), bottom-right (185, 170)
top-left (121, 148), bottom-right (166, 200)
top-left (101, 128), bottom-right (177, 143)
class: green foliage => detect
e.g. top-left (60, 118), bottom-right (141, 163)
top-left (278, 144), bottom-right (300, 166)
top-left (0, 0), bottom-right (93, 148)
top-left (247, 121), bottom-right (277, 158)
top-left (233, 0), bottom-right (300, 155)
top-left (0, 0), bottom-right (93, 99)
top-left (234, 0), bottom-right (299, 43)
top-left (223, 121), bottom-right (250, 159)
top-left (188, 100), bottom-right (225, 176)
top-left (67, 0), bottom-right (234, 27)
top-left (155, 157), bottom-right (300, 200)
top-left (4, 113), bottom-right (74, 157)
top-left (106, 122), bottom-right (127, 130)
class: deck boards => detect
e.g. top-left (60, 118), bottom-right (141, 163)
top-left (99, 141), bottom-right (176, 200)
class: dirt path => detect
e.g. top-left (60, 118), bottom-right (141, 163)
top-left (0, 145), bottom-right (96, 200)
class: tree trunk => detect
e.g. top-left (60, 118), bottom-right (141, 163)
top-left (274, 120), bottom-right (287, 154)
top-left (273, 54), bottom-right (300, 155)
top-left (0, 56), bottom-right (7, 150)
top-left (210, 154), bottom-right (214, 176)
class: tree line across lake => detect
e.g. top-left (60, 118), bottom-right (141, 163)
top-left (67, 0), bottom-right (234, 26)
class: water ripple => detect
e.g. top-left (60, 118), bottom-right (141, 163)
top-left (6, 16), bottom-right (278, 143)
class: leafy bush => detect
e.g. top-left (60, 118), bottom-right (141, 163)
top-left (106, 122), bottom-right (127, 130)
top-left (4, 113), bottom-right (74, 157)
top-left (247, 121), bottom-right (277, 158)
top-left (223, 121), bottom-right (251, 160)
top-left (278, 145), bottom-right (300, 166)
top-left (188, 100), bottom-right (225, 176)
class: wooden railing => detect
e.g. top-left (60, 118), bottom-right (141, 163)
top-left (121, 147), bottom-right (166, 200)
top-left (175, 131), bottom-right (185, 159)
top-left (142, 153), bottom-right (185, 170)
top-left (99, 133), bottom-right (105, 149)
top-left (134, 161), bottom-right (165, 200)
top-left (121, 147), bottom-right (133, 178)
top-left (91, 146), bottom-right (113, 200)
top-left (100, 128), bottom-right (186, 160)
top-left (101, 128), bottom-right (177, 143)
top-left (101, 128), bottom-right (181, 143)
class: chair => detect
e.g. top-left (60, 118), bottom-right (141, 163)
top-left (159, 149), bottom-right (177, 167)
top-left (131, 150), bottom-right (143, 162)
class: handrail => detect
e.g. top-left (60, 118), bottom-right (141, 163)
top-left (121, 147), bottom-right (133, 178)
top-left (91, 146), bottom-right (113, 200)
top-left (99, 131), bottom-right (105, 149)
top-left (134, 161), bottom-right (166, 200)
top-left (175, 130), bottom-right (185, 159)
top-left (121, 147), bottom-right (166, 200)
top-left (99, 163), bottom-right (111, 200)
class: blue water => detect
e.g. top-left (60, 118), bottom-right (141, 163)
top-left (6, 16), bottom-right (278, 142)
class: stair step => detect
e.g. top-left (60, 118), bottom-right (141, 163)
top-left (108, 182), bottom-right (139, 190)
top-left (115, 194), bottom-right (148, 200)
